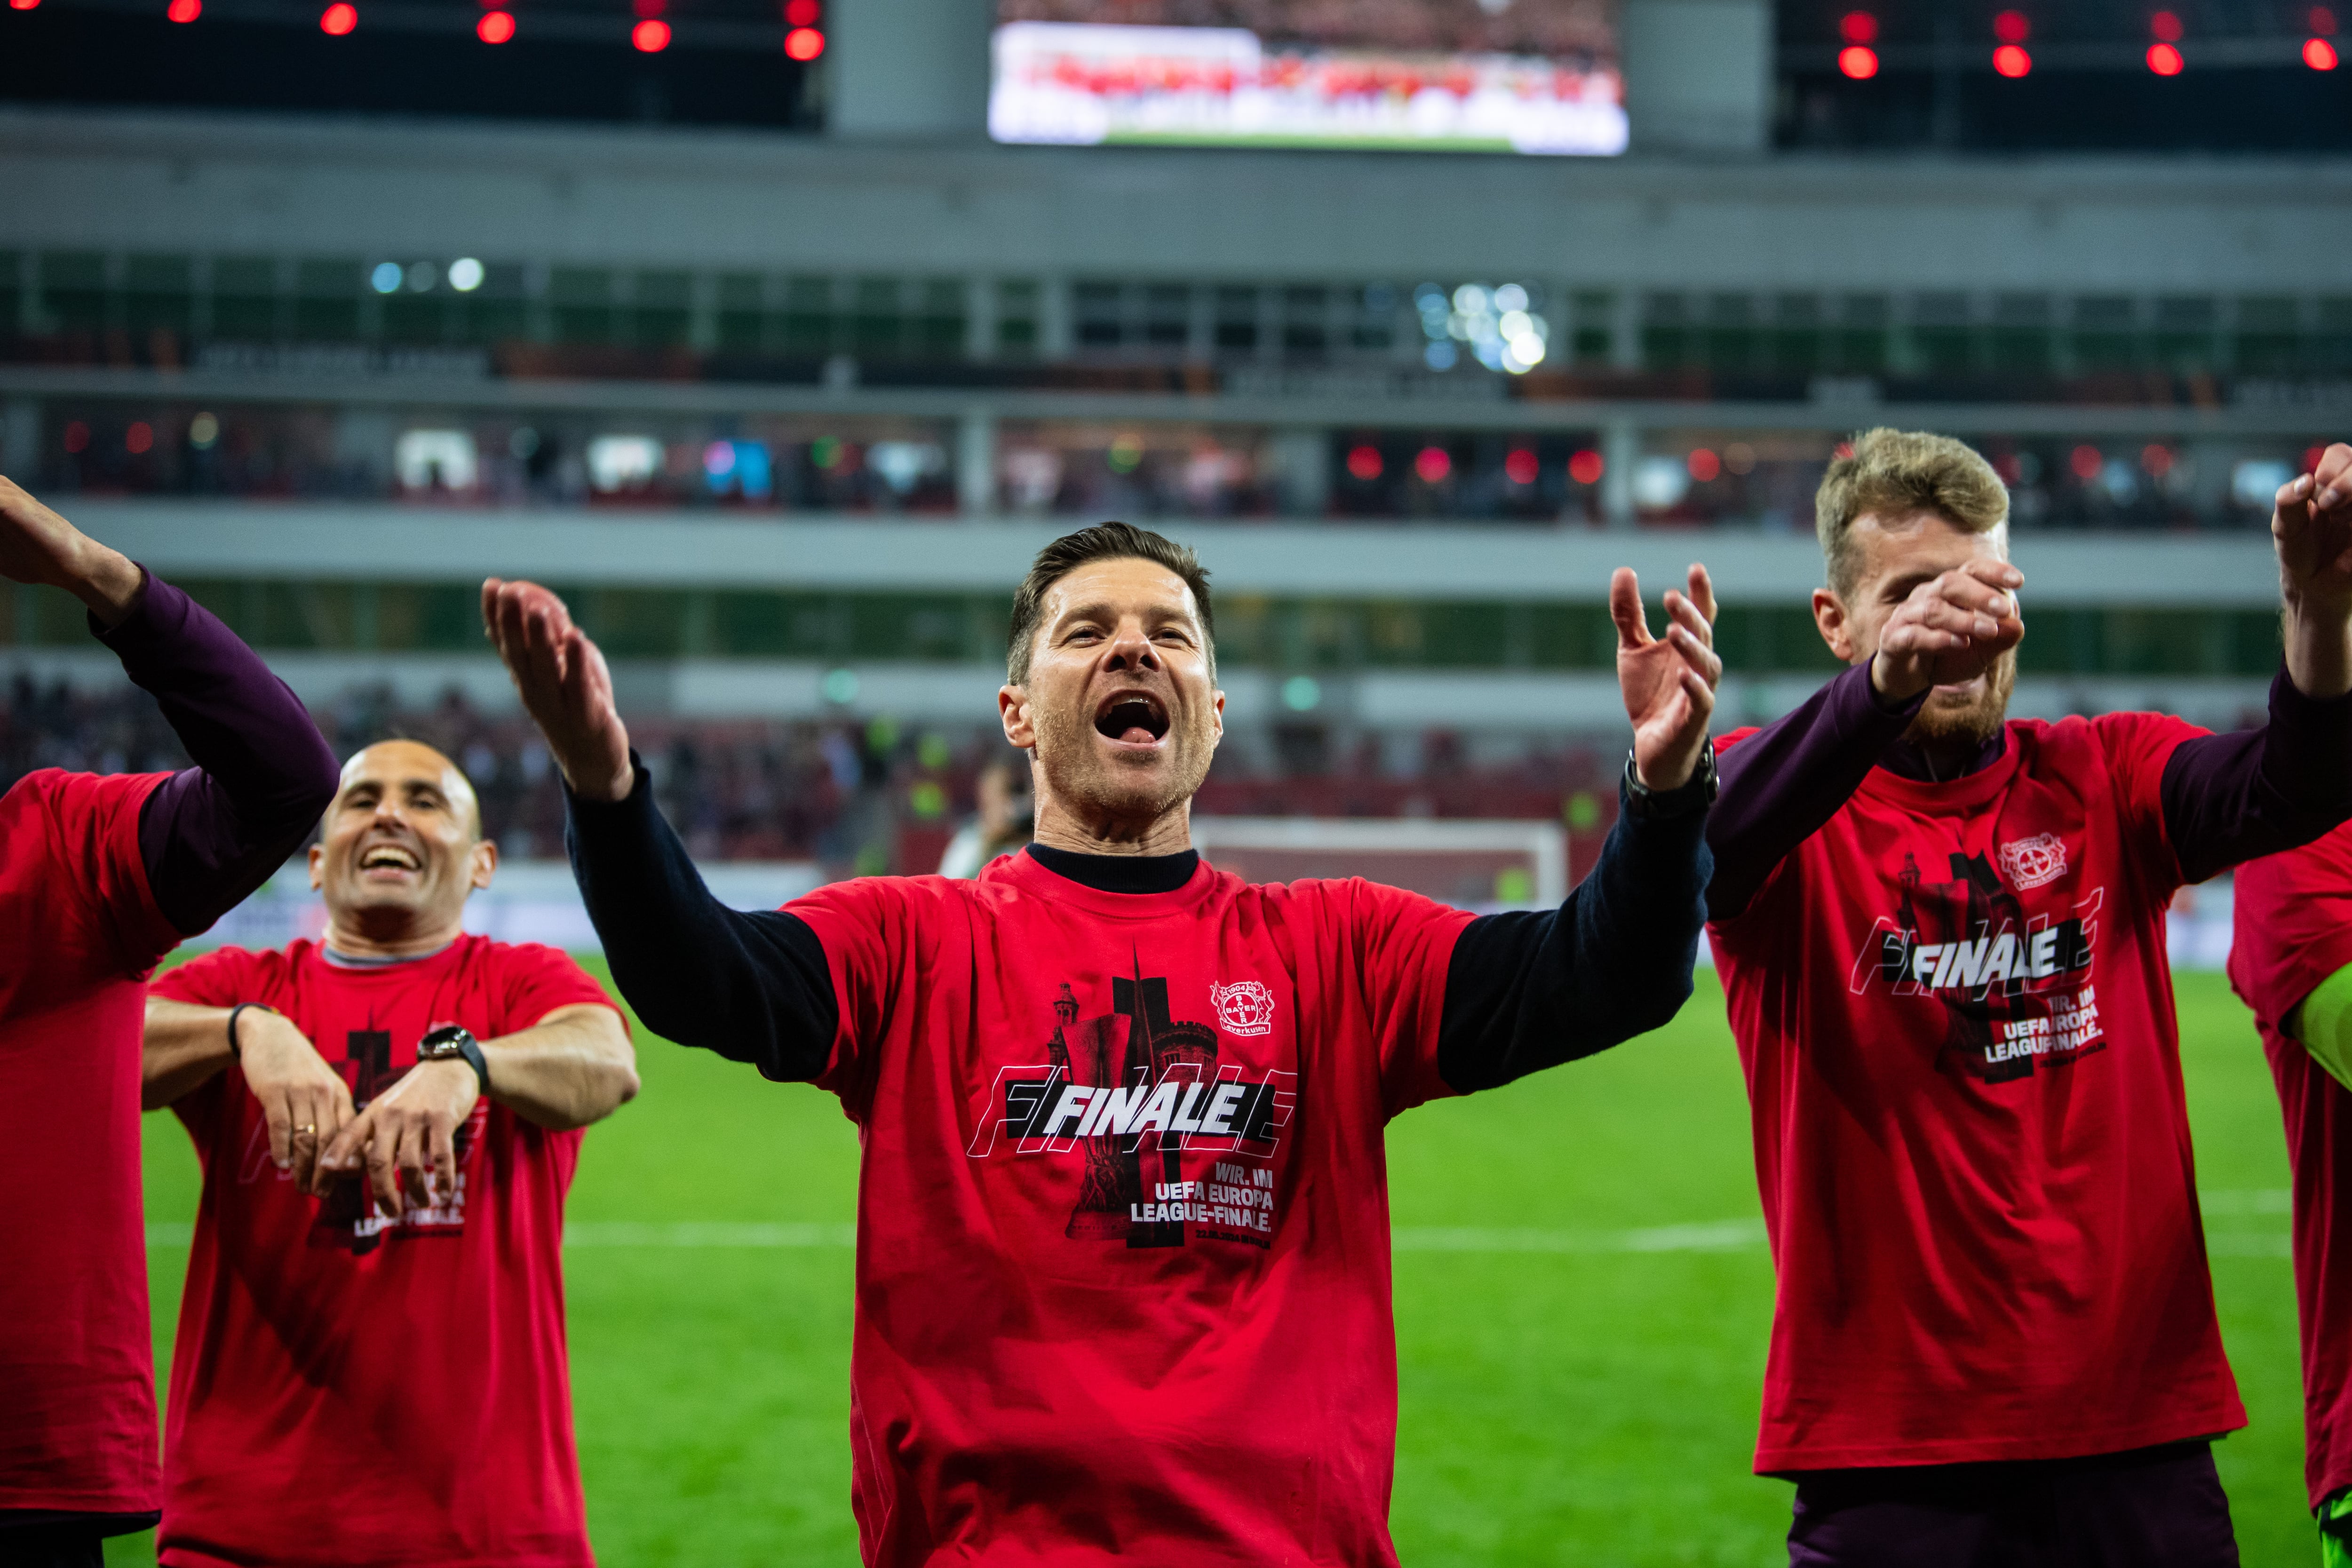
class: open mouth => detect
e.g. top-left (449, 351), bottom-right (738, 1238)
top-left (359, 844), bottom-right (422, 875)
top-left (1093, 691), bottom-right (1170, 746)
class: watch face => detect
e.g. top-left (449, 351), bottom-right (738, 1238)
top-left (417, 1026), bottom-right (473, 1058)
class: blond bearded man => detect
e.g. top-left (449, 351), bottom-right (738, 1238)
top-left (1702, 429), bottom-right (2352, 1567)
top-left (141, 740), bottom-right (637, 1568)
top-left (485, 522), bottom-right (1721, 1567)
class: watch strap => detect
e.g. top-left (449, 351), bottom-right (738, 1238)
top-left (1622, 740), bottom-right (1718, 820)
top-left (418, 1025), bottom-right (491, 1095)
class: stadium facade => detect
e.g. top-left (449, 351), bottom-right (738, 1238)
top-left (2, 0), bottom-right (2347, 870)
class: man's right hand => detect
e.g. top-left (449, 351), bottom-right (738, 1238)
top-left (0, 475), bottom-right (144, 628)
top-left (236, 1009), bottom-right (356, 1193)
top-left (1869, 559), bottom-right (2026, 705)
top-left (481, 579), bottom-right (634, 802)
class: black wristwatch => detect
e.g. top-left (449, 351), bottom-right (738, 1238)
top-left (1622, 740), bottom-right (1718, 821)
top-left (415, 1024), bottom-right (490, 1094)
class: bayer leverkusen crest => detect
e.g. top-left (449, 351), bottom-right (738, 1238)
top-left (1210, 981), bottom-right (1276, 1037)
top-left (1997, 834), bottom-right (2069, 891)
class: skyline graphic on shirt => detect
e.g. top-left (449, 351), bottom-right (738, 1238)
top-left (967, 960), bottom-right (1295, 1249)
top-left (270, 1019), bottom-right (484, 1253)
top-left (1852, 848), bottom-right (2106, 1083)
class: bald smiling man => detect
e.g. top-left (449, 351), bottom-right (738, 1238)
top-left (140, 740), bottom-right (639, 1568)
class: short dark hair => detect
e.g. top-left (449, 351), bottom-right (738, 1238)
top-left (1005, 521), bottom-right (1215, 685)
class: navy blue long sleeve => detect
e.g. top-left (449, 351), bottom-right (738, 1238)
top-left (566, 757), bottom-right (837, 1082)
top-left (1435, 792), bottom-right (1713, 1094)
top-left (568, 762), bottom-right (1710, 1095)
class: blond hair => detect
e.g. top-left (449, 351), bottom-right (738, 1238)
top-left (1816, 428), bottom-right (2009, 598)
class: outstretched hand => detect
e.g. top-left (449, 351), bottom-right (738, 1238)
top-left (2279, 444), bottom-right (2352, 611)
top-left (0, 475), bottom-right (143, 627)
top-left (2276, 442), bottom-right (2352, 700)
top-left (1612, 564), bottom-right (1720, 792)
top-left (481, 579), bottom-right (634, 802)
top-left (1868, 559), bottom-right (2025, 706)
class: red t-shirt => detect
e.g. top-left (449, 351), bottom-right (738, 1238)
top-left (1709, 713), bottom-right (2245, 1472)
top-left (148, 935), bottom-right (621, 1568)
top-left (788, 850), bottom-right (1470, 1568)
top-left (0, 769), bottom-right (181, 1515)
top-left (2228, 823), bottom-right (2352, 1510)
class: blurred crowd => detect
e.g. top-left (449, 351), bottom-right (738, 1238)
top-left (0, 677), bottom-right (1616, 879)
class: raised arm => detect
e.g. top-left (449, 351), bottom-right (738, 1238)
top-left (2161, 443), bottom-right (2352, 883)
top-left (1436, 565), bottom-right (1718, 1091)
top-left (482, 579), bottom-right (839, 1080)
top-left (1708, 555), bottom-right (2022, 922)
top-left (1707, 664), bottom-right (1920, 922)
top-left (0, 478), bottom-right (340, 935)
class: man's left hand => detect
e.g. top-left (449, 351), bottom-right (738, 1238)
top-left (2277, 442), bottom-right (2352, 700)
top-left (2280, 443), bottom-right (2352, 613)
top-left (318, 1058), bottom-right (481, 1216)
top-left (1612, 563), bottom-right (1721, 792)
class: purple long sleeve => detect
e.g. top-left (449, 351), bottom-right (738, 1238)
top-left (95, 572), bottom-right (341, 936)
top-left (2160, 668), bottom-right (2352, 885)
top-left (1706, 661), bottom-right (1924, 923)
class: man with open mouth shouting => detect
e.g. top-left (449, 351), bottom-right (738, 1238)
top-left (485, 520), bottom-right (1721, 1568)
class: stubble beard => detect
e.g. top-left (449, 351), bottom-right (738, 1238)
top-left (1031, 701), bottom-right (1215, 835)
top-left (1905, 647), bottom-right (2018, 748)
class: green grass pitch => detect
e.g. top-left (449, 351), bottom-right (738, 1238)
top-left (112, 968), bottom-right (2311, 1567)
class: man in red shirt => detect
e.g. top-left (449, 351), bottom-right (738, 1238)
top-left (0, 477), bottom-right (338, 1568)
top-left (2229, 825), bottom-right (2352, 1564)
top-left (140, 739), bottom-right (640, 1568)
top-left (1708, 428), bottom-right (2352, 1565)
top-left (483, 522), bottom-right (1724, 1566)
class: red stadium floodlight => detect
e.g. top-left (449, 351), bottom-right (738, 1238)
top-left (784, 24), bottom-right (824, 59)
top-left (631, 16), bottom-right (669, 49)
top-left (1413, 446), bottom-right (1451, 484)
top-left (2150, 9), bottom-right (2183, 40)
top-left (1838, 45), bottom-right (1879, 78)
top-left (477, 8), bottom-right (512, 40)
top-left (2316, 6), bottom-right (2341, 32)
top-left (1993, 9), bottom-right (2030, 42)
top-left (2069, 445), bottom-right (2103, 481)
top-left (1345, 444), bottom-right (1383, 481)
top-left (1504, 448), bottom-right (1540, 486)
top-left (1568, 449), bottom-right (1604, 486)
top-left (2146, 40), bottom-right (2184, 72)
top-left (783, 0), bottom-right (818, 23)
top-left (1686, 448), bottom-right (1721, 483)
top-left (166, 0), bottom-right (200, 20)
top-left (1839, 10), bottom-right (1877, 43)
top-left (125, 422), bottom-right (154, 455)
top-left (6, 0), bottom-right (40, 11)
top-left (319, 1), bottom-right (356, 32)
top-left (2308, 36), bottom-right (2340, 68)
top-left (1994, 44), bottom-right (2031, 76)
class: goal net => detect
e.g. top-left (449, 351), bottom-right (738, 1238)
top-left (1189, 817), bottom-right (1569, 911)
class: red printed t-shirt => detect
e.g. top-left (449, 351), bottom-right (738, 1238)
top-left (0, 769), bottom-right (181, 1515)
top-left (148, 935), bottom-right (621, 1568)
top-left (1709, 713), bottom-right (2244, 1472)
top-left (788, 851), bottom-right (1471, 1568)
top-left (2229, 823), bottom-right (2352, 1510)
